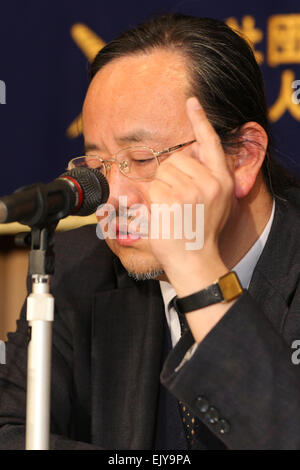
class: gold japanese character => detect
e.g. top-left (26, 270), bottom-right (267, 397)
top-left (226, 16), bottom-right (264, 64)
top-left (269, 69), bottom-right (300, 122)
top-left (268, 14), bottom-right (300, 67)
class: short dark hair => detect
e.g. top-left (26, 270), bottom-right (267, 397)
top-left (90, 13), bottom-right (298, 197)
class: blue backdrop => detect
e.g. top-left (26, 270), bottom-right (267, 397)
top-left (0, 0), bottom-right (299, 195)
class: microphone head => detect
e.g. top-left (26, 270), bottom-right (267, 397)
top-left (59, 167), bottom-right (110, 216)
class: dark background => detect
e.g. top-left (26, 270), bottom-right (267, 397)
top-left (0, 0), bottom-right (299, 195)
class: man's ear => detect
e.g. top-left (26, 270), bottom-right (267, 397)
top-left (232, 122), bottom-right (268, 199)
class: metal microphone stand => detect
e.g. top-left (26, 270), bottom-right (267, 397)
top-left (12, 180), bottom-right (77, 450)
top-left (9, 170), bottom-right (109, 450)
top-left (17, 224), bottom-right (57, 450)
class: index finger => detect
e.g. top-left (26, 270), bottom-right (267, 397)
top-left (186, 97), bottom-right (228, 173)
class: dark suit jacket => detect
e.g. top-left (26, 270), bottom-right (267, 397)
top-left (1, 195), bottom-right (300, 449)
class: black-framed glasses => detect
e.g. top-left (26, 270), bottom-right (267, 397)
top-left (67, 139), bottom-right (196, 180)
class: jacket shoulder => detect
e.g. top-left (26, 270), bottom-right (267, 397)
top-left (52, 224), bottom-right (117, 293)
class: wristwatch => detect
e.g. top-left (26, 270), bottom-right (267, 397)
top-left (174, 271), bottom-right (243, 314)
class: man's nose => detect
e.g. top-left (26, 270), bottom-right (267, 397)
top-left (105, 162), bottom-right (140, 210)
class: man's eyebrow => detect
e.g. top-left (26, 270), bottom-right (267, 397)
top-left (84, 129), bottom-right (159, 153)
top-left (84, 142), bottom-right (101, 153)
top-left (116, 129), bottom-right (158, 145)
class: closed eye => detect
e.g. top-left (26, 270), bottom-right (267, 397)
top-left (132, 158), bottom-right (155, 164)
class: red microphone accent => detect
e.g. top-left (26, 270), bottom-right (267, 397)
top-left (60, 176), bottom-right (83, 212)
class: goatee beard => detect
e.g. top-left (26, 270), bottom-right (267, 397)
top-left (127, 269), bottom-right (164, 281)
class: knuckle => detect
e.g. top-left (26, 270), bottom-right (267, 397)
top-left (207, 179), bottom-right (222, 199)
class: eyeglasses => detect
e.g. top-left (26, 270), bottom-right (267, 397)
top-left (67, 139), bottom-right (196, 181)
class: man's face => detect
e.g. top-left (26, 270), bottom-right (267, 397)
top-left (82, 49), bottom-right (195, 278)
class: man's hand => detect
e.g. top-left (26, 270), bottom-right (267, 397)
top-left (149, 96), bottom-right (235, 294)
top-left (148, 97), bottom-right (237, 342)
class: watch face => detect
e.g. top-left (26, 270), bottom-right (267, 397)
top-left (218, 272), bottom-right (243, 302)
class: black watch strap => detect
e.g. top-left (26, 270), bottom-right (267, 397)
top-left (174, 271), bottom-right (243, 314)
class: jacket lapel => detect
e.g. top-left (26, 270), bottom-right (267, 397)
top-left (248, 197), bottom-right (300, 334)
top-left (91, 258), bottom-right (165, 449)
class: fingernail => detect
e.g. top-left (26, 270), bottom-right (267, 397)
top-left (187, 97), bottom-right (202, 111)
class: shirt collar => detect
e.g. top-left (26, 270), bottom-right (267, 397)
top-left (233, 199), bottom-right (275, 289)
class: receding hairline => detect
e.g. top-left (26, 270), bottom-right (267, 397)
top-left (89, 44), bottom-right (194, 97)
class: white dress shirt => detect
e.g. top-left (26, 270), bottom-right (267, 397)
top-left (159, 200), bottom-right (275, 348)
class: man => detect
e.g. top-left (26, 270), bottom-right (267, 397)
top-left (1, 13), bottom-right (300, 450)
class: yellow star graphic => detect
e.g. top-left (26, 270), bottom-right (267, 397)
top-left (66, 24), bottom-right (106, 139)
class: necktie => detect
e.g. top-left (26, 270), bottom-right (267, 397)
top-left (168, 297), bottom-right (201, 449)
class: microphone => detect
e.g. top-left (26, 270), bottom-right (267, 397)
top-left (0, 167), bottom-right (110, 226)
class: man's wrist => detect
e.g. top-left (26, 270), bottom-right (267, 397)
top-left (166, 255), bottom-right (229, 298)
top-left (175, 271), bottom-right (243, 313)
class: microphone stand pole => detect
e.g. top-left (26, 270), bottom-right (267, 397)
top-left (17, 224), bottom-right (57, 450)
top-left (9, 169), bottom-right (108, 450)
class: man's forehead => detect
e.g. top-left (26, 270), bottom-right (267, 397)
top-left (85, 49), bottom-right (189, 104)
top-left (82, 49), bottom-right (192, 150)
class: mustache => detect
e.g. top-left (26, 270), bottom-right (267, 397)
top-left (97, 204), bottom-right (149, 234)
top-left (101, 204), bottom-right (148, 218)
